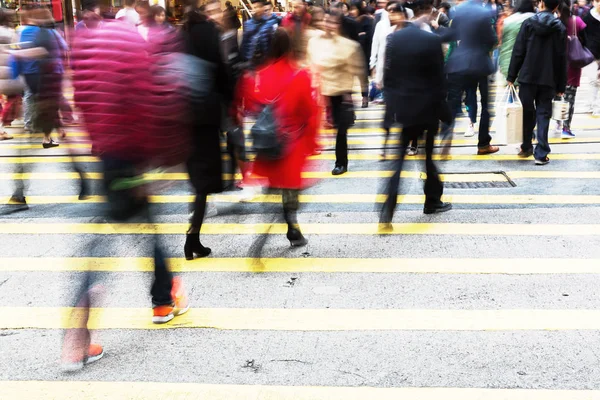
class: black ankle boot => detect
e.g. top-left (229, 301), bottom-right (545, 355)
top-left (184, 233), bottom-right (211, 260)
top-left (79, 182), bottom-right (91, 200)
top-left (286, 226), bottom-right (307, 247)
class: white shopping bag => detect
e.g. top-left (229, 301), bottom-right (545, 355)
top-left (493, 85), bottom-right (523, 145)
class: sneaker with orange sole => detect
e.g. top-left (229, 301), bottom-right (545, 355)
top-left (152, 277), bottom-right (190, 324)
top-left (61, 343), bottom-right (104, 373)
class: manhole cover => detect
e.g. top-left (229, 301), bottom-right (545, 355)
top-left (441, 171), bottom-right (516, 189)
top-left (444, 181), bottom-right (514, 189)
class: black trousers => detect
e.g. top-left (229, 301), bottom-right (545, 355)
top-left (519, 83), bottom-right (554, 160)
top-left (381, 123), bottom-right (443, 220)
top-left (445, 73), bottom-right (492, 148)
top-left (328, 95), bottom-right (351, 168)
top-left (101, 156), bottom-right (173, 306)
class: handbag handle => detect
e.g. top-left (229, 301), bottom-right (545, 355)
top-left (572, 15), bottom-right (576, 38)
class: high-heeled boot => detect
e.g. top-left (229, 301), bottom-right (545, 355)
top-left (284, 209), bottom-right (307, 247)
top-left (184, 232), bottom-right (211, 260)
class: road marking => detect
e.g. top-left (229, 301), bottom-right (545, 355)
top-left (5, 194), bottom-right (600, 205)
top-left (3, 382), bottom-right (600, 400)
top-left (2, 170), bottom-right (600, 181)
top-left (6, 135), bottom-right (600, 147)
top-left (4, 306), bottom-right (600, 330)
top-left (0, 222), bottom-right (599, 235)
top-left (0, 257), bottom-right (596, 274)
top-left (0, 171), bottom-right (509, 181)
top-left (3, 153), bottom-right (600, 164)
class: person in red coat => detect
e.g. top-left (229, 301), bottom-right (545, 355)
top-left (233, 27), bottom-right (319, 247)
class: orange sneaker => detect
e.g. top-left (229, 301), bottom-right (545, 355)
top-left (172, 276), bottom-right (190, 317)
top-left (152, 304), bottom-right (175, 324)
top-left (152, 277), bottom-right (189, 324)
top-left (61, 343), bottom-right (104, 373)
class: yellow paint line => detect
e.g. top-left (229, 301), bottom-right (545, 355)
top-left (4, 306), bottom-right (600, 330)
top-left (5, 194), bottom-right (600, 205)
top-left (2, 171), bottom-right (600, 181)
top-left (6, 135), bottom-right (600, 147)
top-left (0, 156), bottom-right (99, 164)
top-left (1, 257), bottom-right (597, 274)
top-left (3, 382), bottom-right (600, 400)
top-left (3, 153), bottom-right (600, 164)
top-left (0, 171), bottom-right (506, 182)
top-left (0, 143), bottom-right (91, 150)
top-left (0, 223), bottom-right (599, 235)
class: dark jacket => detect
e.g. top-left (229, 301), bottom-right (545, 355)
top-left (240, 15), bottom-right (278, 65)
top-left (183, 11), bottom-right (233, 194)
top-left (354, 14), bottom-right (374, 67)
top-left (583, 10), bottom-right (600, 58)
top-left (440, 0), bottom-right (496, 76)
top-left (384, 23), bottom-right (448, 126)
top-left (341, 15), bottom-right (360, 42)
top-left (183, 11), bottom-right (232, 126)
top-left (507, 11), bottom-right (567, 93)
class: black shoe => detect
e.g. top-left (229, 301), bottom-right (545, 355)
top-left (331, 166), bottom-right (347, 176)
top-left (287, 227), bottom-right (307, 247)
top-left (78, 184), bottom-right (91, 200)
top-left (42, 139), bottom-right (59, 149)
top-left (423, 202), bottom-right (452, 215)
top-left (6, 195), bottom-right (28, 212)
top-left (184, 233), bottom-right (212, 260)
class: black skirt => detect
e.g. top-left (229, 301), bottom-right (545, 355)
top-left (186, 124), bottom-right (223, 195)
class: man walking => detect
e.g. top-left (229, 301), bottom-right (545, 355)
top-left (507, 0), bottom-right (567, 165)
top-left (380, 5), bottom-right (452, 225)
top-left (436, 0), bottom-right (499, 156)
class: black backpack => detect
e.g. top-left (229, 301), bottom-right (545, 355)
top-left (251, 103), bottom-right (285, 161)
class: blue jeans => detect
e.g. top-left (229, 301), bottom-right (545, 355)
top-left (23, 88), bottom-right (34, 131)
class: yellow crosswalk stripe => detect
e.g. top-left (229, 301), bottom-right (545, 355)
top-left (3, 153), bottom-right (600, 164)
top-left (0, 222), bottom-right (599, 235)
top-left (4, 194), bottom-right (600, 205)
top-left (0, 257), bottom-right (595, 274)
top-left (1, 170), bottom-right (600, 181)
top-left (4, 306), bottom-right (600, 330)
top-left (0, 171), bottom-right (508, 181)
top-left (5, 135), bottom-right (600, 146)
top-left (2, 381), bottom-right (599, 399)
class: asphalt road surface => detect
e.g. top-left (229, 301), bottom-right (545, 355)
top-left (2, 70), bottom-right (600, 399)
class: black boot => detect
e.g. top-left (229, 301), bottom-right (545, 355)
top-left (184, 232), bottom-right (211, 260)
top-left (284, 209), bottom-right (307, 247)
top-left (287, 226), bottom-right (307, 247)
top-left (79, 181), bottom-right (91, 200)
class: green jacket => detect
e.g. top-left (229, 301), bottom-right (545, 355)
top-left (499, 12), bottom-right (535, 79)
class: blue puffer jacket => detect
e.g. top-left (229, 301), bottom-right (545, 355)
top-left (240, 15), bottom-right (277, 66)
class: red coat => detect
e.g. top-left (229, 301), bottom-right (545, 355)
top-left (234, 58), bottom-right (319, 189)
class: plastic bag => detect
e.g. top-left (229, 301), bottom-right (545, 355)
top-left (492, 85), bottom-right (523, 145)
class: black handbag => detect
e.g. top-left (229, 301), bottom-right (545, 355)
top-left (250, 104), bottom-right (286, 160)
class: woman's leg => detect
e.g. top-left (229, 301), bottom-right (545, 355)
top-left (562, 85), bottom-right (577, 136)
top-left (282, 189), bottom-right (306, 246)
top-left (184, 154), bottom-right (211, 260)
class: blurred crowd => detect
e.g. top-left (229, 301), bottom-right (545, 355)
top-left (1, 0), bottom-right (597, 371)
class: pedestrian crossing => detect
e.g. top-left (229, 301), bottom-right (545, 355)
top-left (3, 381), bottom-right (600, 399)
top-left (0, 256), bottom-right (597, 273)
top-left (5, 306), bottom-right (600, 330)
top-left (2, 78), bottom-right (600, 398)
